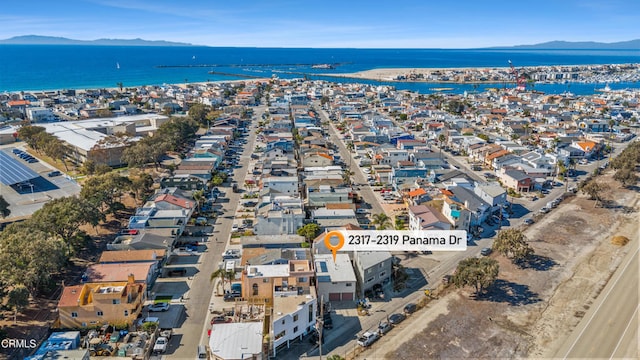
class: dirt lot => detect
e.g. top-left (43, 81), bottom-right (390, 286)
top-left (376, 172), bottom-right (639, 359)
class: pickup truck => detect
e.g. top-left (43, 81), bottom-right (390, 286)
top-left (153, 336), bottom-right (169, 353)
top-left (357, 331), bottom-right (379, 347)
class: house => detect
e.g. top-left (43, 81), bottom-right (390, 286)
top-left (474, 183), bottom-right (508, 211)
top-left (301, 152), bottom-right (334, 167)
top-left (376, 148), bottom-right (409, 167)
top-left (272, 292), bottom-right (317, 355)
top-left (306, 185), bottom-right (353, 208)
top-left (499, 167), bottom-right (534, 192)
top-left (311, 208), bottom-right (358, 229)
top-left (408, 205), bottom-right (451, 231)
top-left (262, 176), bottom-right (299, 196)
top-left (241, 261), bottom-right (314, 301)
top-left (254, 196), bottom-right (305, 235)
top-left (98, 249), bottom-right (166, 266)
top-left (26, 331), bottom-right (89, 360)
top-left (442, 197), bottom-right (471, 231)
top-left (448, 186), bottom-right (492, 227)
top-left (160, 174), bottom-right (207, 191)
top-left (405, 188), bottom-right (430, 205)
top-left (353, 251), bottom-right (393, 297)
top-left (83, 262), bottom-right (156, 287)
top-left (314, 254), bottom-right (357, 302)
top-left (57, 276), bottom-right (146, 329)
top-left (208, 322), bottom-right (264, 360)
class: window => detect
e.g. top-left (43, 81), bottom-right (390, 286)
top-left (263, 278), bottom-right (269, 283)
top-left (275, 330), bottom-right (286, 340)
top-left (293, 326), bottom-right (298, 333)
top-left (346, 283), bottom-right (353, 287)
top-left (112, 299), bottom-right (120, 305)
top-left (379, 263), bottom-right (384, 268)
top-left (308, 306), bottom-right (313, 323)
top-left (97, 311), bottom-right (103, 317)
top-left (252, 283), bottom-right (259, 296)
top-left (124, 310), bottom-right (129, 317)
top-left (298, 277), bottom-right (307, 283)
top-left (379, 271), bottom-right (386, 278)
top-left (366, 277), bottom-right (374, 283)
top-left (366, 268), bottom-right (372, 274)
top-left (71, 312), bottom-right (78, 318)
top-left (293, 314), bottom-right (299, 322)
top-left (281, 319), bottom-right (285, 325)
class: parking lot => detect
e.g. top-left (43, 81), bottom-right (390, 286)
top-left (0, 146), bottom-right (81, 221)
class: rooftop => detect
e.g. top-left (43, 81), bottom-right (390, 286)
top-left (314, 254), bottom-right (357, 283)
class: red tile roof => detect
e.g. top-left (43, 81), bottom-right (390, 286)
top-left (154, 193), bottom-right (193, 209)
top-left (58, 285), bottom-right (84, 307)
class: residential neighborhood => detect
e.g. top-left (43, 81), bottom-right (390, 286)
top-left (0, 75), bottom-right (638, 360)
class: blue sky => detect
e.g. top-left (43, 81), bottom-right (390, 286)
top-left (2, 0), bottom-right (640, 48)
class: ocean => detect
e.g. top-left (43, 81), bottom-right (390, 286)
top-left (1, 45), bottom-right (640, 94)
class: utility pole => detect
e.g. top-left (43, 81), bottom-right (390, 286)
top-left (318, 295), bottom-right (324, 360)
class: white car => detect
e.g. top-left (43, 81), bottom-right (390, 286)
top-left (356, 208), bottom-right (369, 214)
top-left (148, 302), bottom-right (170, 312)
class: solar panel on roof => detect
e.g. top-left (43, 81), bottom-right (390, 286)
top-left (0, 151), bottom-right (40, 185)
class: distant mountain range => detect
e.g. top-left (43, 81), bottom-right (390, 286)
top-left (492, 39), bottom-right (640, 50)
top-left (0, 35), bottom-right (192, 46)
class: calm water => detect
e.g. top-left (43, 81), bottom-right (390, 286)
top-left (1, 45), bottom-right (639, 94)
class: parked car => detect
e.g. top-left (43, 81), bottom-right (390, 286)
top-left (166, 267), bottom-right (187, 277)
top-left (153, 337), bottom-right (169, 353)
top-left (523, 218), bottom-right (534, 225)
top-left (223, 291), bottom-right (241, 301)
top-left (403, 303), bottom-right (417, 314)
top-left (322, 313), bottom-right (333, 329)
top-left (47, 170), bottom-right (62, 177)
top-left (388, 313), bottom-right (406, 325)
top-left (357, 331), bottom-right (379, 347)
top-left (148, 302), bottom-right (170, 312)
top-left (480, 247), bottom-right (492, 256)
top-left (377, 321), bottom-right (392, 335)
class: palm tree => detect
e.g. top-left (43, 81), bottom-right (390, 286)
top-left (210, 269), bottom-right (235, 295)
top-left (342, 169), bottom-right (354, 186)
top-left (117, 82), bottom-right (123, 92)
top-left (371, 213), bottom-right (391, 230)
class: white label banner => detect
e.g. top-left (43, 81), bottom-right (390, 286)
top-left (323, 230), bottom-right (468, 253)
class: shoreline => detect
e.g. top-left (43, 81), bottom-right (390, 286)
top-left (319, 62), bottom-right (640, 84)
top-left (5, 62), bottom-right (640, 95)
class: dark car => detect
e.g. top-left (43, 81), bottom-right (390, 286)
top-left (167, 267), bottom-right (187, 277)
top-left (403, 303), bottom-right (417, 314)
top-left (480, 247), bottom-right (492, 256)
top-left (308, 329), bottom-right (325, 345)
top-left (388, 313), bottom-right (406, 325)
top-left (47, 170), bottom-right (62, 177)
top-left (223, 291), bottom-right (241, 301)
top-left (322, 313), bottom-right (333, 329)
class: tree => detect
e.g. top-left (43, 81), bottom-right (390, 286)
top-left (342, 169), bottom-right (354, 186)
top-left (30, 197), bottom-right (103, 255)
top-left (187, 103), bottom-right (211, 127)
top-left (192, 189), bottom-right (205, 213)
top-left (581, 180), bottom-right (609, 207)
top-left (371, 213), bottom-right (391, 230)
top-left (7, 285), bottom-right (29, 323)
top-left (210, 269), bottom-right (235, 294)
top-left (452, 257), bottom-right (499, 295)
top-left (80, 172), bottom-right (132, 215)
top-left (117, 82), bottom-right (123, 92)
top-left (297, 223), bottom-right (321, 242)
top-left (492, 228), bottom-right (534, 264)
top-left (613, 167), bottom-right (638, 187)
top-left (0, 195), bottom-right (10, 218)
top-left (0, 223), bottom-right (66, 295)
top-left (128, 171), bottom-right (155, 205)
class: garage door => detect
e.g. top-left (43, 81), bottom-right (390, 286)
top-left (329, 293), bottom-right (341, 301)
top-left (341, 292), bottom-right (353, 301)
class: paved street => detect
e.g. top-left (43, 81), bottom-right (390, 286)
top-left (555, 242), bottom-right (639, 359)
top-left (164, 105), bottom-right (265, 359)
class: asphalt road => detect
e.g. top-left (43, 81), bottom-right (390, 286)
top-left (168, 105), bottom-right (265, 359)
top-left (554, 242), bottom-right (639, 359)
top-left (315, 102), bottom-right (386, 217)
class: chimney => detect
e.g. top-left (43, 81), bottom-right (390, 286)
top-left (127, 273), bottom-right (135, 284)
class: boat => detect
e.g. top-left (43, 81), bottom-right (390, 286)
top-left (116, 62), bottom-right (120, 70)
top-left (312, 64), bottom-right (335, 69)
top-left (595, 83), bottom-right (611, 92)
